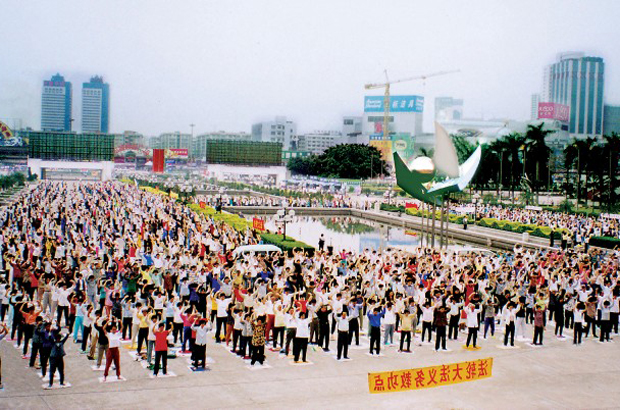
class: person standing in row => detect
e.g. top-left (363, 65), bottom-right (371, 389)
top-left (153, 322), bottom-right (170, 376)
top-left (103, 322), bottom-right (122, 381)
top-left (192, 319), bottom-right (211, 369)
top-left (251, 317), bottom-right (266, 366)
top-left (367, 305), bottom-right (385, 356)
top-left (48, 329), bottom-right (69, 389)
top-left (434, 305), bottom-right (449, 351)
top-left (573, 302), bottom-right (585, 345)
top-left (335, 310), bottom-right (350, 360)
top-left (532, 305), bottom-right (546, 346)
top-left (398, 309), bottom-right (415, 352)
top-left (0, 323), bottom-right (7, 389)
top-left (293, 312), bottom-right (310, 363)
top-left (465, 304), bottom-right (481, 349)
top-left (503, 303), bottom-right (519, 347)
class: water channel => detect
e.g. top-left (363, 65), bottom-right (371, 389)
top-left (257, 215), bottom-right (478, 253)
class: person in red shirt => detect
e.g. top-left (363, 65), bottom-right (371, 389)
top-left (153, 322), bottom-right (171, 376)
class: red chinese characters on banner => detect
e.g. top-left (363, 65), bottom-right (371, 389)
top-left (199, 201), bottom-right (206, 209)
top-left (368, 358), bottom-right (494, 394)
top-left (252, 217), bottom-right (265, 231)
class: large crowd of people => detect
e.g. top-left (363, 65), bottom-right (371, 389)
top-left (476, 204), bottom-right (620, 243)
top-left (1, 181), bottom-right (619, 391)
top-left (197, 194), bottom-right (359, 209)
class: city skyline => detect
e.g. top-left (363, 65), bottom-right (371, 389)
top-left (2, 1), bottom-right (620, 136)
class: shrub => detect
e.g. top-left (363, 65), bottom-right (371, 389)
top-left (188, 204), bottom-right (251, 231)
top-left (260, 232), bottom-right (315, 255)
top-left (588, 236), bottom-right (620, 249)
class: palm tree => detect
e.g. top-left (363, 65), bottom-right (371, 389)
top-left (603, 132), bottom-right (620, 210)
top-left (496, 132), bottom-right (526, 201)
top-left (564, 138), bottom-right (597, 207)
top-left (524, 123), bottom-right (553, 197)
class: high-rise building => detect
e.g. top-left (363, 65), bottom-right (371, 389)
top-left (342, 116), bottom-right (362, 144)
top-left (542, 52), bottom-right (605, 138)
top-left (149, 132), bottom-right (192, 151)
top-left (531, 94), bottom-right (540, 120)
top-left (251, 116), bottom-right (297, 150)
top-left (82, 76), bottom-right (110, 133)
top-left (434, 97), bottom-right (463, 121)
top-left (604, 105), bottom-right (620, 135)
top-left (301, 131), bottom-right (341, 154)
top-left (41, 74), bottom-right (72, 131)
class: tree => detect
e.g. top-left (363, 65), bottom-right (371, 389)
top-left (524, 123), bottom-right (553, 193)
top-left (287, 156), bottom-right (317, 176)
top-left (287, 144), bottom-right (387, 179)
top-left (450, 134), bottom-right (476, 164)
top-left (564, 138), bottom-right (597, 206)
top-left (603, 132), bottom-right (620, 209)
top-left (490, 132), bottom-right (526, 200)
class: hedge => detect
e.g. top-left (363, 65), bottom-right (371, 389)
top-left (477, 217), bottom-right (567, 239)
top-left (381, 203), bottom-right (566, 239)
top-left (588, 236), bottom-right (620, 249)
top-left (259, 232), bottom-right (315, 254)
top-left (188, 204), bottom-right (314, 252)
top-left (188, 204), bottom-right (252, 231)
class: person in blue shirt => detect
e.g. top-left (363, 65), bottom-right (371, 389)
top-left (367, 305), bottom-right (385, 355)
top-left (347, 299), bottom-right (364, 346)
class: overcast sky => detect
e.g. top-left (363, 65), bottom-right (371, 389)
top-left (1, 0), bottom-right (619, 136)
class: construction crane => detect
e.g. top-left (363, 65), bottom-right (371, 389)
top-left (364, 69), bottom-right (460, 144)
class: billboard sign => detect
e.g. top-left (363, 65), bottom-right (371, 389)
top-left (538, 103), bottom-right (570, 122)
top-left (391, 133), bottom-right (414, 162)
top-left (364, 95), bottom-right (424, 113)
top-left (165, 148), bottom-right (189, 159)
top-left (369, 139), bottom-right (392, 162)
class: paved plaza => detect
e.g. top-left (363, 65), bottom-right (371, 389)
top-left (1, 323), bottom-right (619, 410)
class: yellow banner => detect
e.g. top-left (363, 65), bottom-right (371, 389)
top-left (368, 357), bottom-right (493, 394)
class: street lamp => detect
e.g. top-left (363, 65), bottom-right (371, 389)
top-left (276, 208), bottom-right (296, 240)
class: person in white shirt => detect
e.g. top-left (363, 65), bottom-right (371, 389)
top-left (56, 283), bottom-right (74, 328)
top-left (383, 304), bottom-right (397, 345)
top-left (573, 302), bottom-right (585, 345)
top-left (336, 311), bottom-right (350, 360)
top-left (465, 303), bottom-right (482, 349)
top-left (215, 293), bottom-right (232, 343)
top-left (293, 311), bottom-right (310, 363)
top-left (420, 301), bottom-right (435, 343)
top-left (503, 303), bottom-right (519, 346)
top-left (103, 321), bottom-right (122, 381)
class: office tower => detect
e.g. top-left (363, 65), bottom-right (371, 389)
top-left (531, 94), bottom-right (540, 120)
top-left (41, 73), bottom-right (72, 131)
top-left (542, 52), bottom-right (605, 138)
top-left (82, 76), bottom-right (110, 133)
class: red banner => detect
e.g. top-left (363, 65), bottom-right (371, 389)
top-left (405, 202), bottom-right (418, 209)
top-left (253, 217), bottom-right (265, 231)
top-left (199, 201), bottom-right (206, 209)
top-left (153, 149), bottom-right (165, 173)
